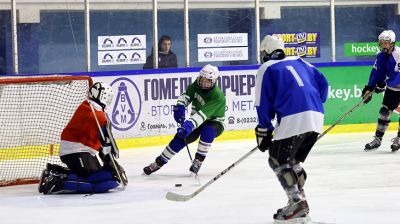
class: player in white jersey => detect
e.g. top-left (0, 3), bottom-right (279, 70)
top-left (255, 35), bottom-right (328, 221)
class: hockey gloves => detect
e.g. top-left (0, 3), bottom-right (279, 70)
top-left (375, 81), bottom-right (386, 94)
top-left (362, 82), bottom-right (386, 104)
top-left (255, 126), bottom-right (273, 152)
top-left (173, 105), bottom-right (186, 124)
top-left (362, 85), bottom-right (374, 104)
top-left (177, 121), bottom-right (195, 138)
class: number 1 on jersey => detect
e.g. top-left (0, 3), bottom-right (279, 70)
top-left (286, 65), bottom-right (304, 87)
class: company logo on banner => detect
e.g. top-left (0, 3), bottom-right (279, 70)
top-left (271, 32), bottom-right (320, 58)
top-left (98, 35), bottom-right (146, 66)
top-left (98, 50), bottom-right (146, 65)
top-left (198, 33), bottom-right (248, 47)
top-left (198, 33), bottom-right (249, 62)
top-left (110, 77), bottom-right (142, 131)
top-left (198, 47), bottom-right (248, 62)
top-left (98, 35), bottom-right (146, 50)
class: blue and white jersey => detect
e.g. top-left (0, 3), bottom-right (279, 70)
top-left (255, 56), bottom-right (329, 140)
top-left (368, 46), bottom-right (400, 89)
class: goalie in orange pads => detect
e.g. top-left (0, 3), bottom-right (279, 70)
top-left (38, 82), bottom-right (127, 195)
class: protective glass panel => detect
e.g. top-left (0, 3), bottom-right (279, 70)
top-left (260, 2), bottom-right (330, 63)
top-left (335, 4), bottom-right (400, 62)
top-left (91, 0), bottom-right (153, 72)
top-left (17, 0), bottom-right (85, 74)
top-left (0, 0), bottom-right (11, 74)
top-left (189, 4), bottom-right (256, 67)
top-left (153, 2), bottom-right (183, 69)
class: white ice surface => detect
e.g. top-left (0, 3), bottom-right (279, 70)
top-left (1, 132), bottom-right (400, 224)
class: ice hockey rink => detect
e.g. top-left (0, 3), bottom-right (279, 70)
top-left (1, 131), bottom-right (400, 224)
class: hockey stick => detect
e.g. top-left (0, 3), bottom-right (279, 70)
top-left (317, 90), bottom-right (374, 141)
top-left (88, 101), bottom-right (127, 188)
top-left (177, 123), bottom-right (193, 162)
top-left (165, 146), bottom-right (258, 201)
top-left (184, 143), bottom-right (193, 161)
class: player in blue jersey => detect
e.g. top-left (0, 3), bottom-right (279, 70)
top-left (254, 35), bottom-right (328, 221)
top-left (362, 30), bottom-right (400, 152)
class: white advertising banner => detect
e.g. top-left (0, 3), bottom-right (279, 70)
top-left (198, 47), bottom-right (248, 62)
top-left (98, 50), bottom-right (146, 65)
top-left (97, 35), bottom-right (146, 50)
top-left (93, 69), bottom-right (258, 139)
top-left (197, 33), bottom-right (248, 48)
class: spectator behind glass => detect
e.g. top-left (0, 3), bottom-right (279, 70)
top-left (143, 35), bottom-right (178, 69)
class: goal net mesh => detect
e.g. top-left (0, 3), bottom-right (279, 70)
top-left (0, 76), bottom-right (92, 187)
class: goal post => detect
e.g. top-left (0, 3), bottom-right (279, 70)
top-left (0, 75), bottom-right (93, 187)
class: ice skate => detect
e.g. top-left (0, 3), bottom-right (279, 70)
top-left (390, 136), bottom-right (400, 152)
top-left (38, 169), bottom-right (50, 193)
top-left (189, 159), bottom-right (202, 175)
top-left (364, 136), bottom-right (381, 151)
top-left (273, 199), bottom-right (309, 221)
top-left (46, 163), bottom-right (69, 174)
top-left (39, 170), bottom-right (66, 195)
top-left (143, 158), bottom-right (164, 175)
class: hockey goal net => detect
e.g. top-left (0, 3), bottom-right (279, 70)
top-left (0, 76), bottom-right (93, 187)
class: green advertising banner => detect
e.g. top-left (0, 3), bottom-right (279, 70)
top-left (320, 65), bottom-right (384, 125)
top-left (344, 42), bottom-right (400, 56)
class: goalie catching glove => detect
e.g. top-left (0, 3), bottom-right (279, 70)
top-left (255, 126), bottom-right (273, 152)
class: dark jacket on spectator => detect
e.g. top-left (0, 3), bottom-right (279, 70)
top-left (143, 36), bottom-right (178, 69)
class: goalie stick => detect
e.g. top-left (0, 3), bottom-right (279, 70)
top-left (166, 146), bottom-right (258, 201)
top-left (88, 101), bottom-right (128, 188)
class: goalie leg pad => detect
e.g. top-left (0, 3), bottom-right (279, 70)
top-left (64, 171), bottom-right (118, 193)
top-left (60, 153), bottom-right (102, 178)
top-left (92, 180), bottom-right (119, 193)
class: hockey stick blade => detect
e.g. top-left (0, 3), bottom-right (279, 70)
top-left (166, 191), bottom-right (195, 202)
top-left (165, 146), bottom-right (259, 202)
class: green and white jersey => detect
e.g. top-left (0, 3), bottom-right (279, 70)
top-left (177, 79), bottom-right (226, 129)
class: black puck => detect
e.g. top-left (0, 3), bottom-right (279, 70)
top-left (175, 184), bottom-right (182, 187)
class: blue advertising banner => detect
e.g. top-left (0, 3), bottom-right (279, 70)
top-left (271, 32), bottom-right (320, 58)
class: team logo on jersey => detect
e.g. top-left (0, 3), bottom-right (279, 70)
top-left (110, 77), bottom-right (142, 131)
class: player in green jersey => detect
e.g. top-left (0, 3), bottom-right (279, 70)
top-left (143, 64), bottom-right (226, 175)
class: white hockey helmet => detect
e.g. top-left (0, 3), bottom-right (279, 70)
top-left (89, 82), bottom-right (114, 110)
top-left (378, 30), bottom-right (396, 43)
top-left (378, 30), bottom-right (396, 53)
top-left (261, 35), bottom-right (285, 54)
top-left (260, 35), bottom-right (285, 62)
top-left (198, 64), bottom-right (219, 90)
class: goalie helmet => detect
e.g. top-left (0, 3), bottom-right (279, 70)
top-left (378, 30), bottom-right (396, 53)
top-left (89, 82), bottom-right (114, 110)
top-left (260, 35), bottom-right (285, 63)
top-left (198, 64), bottom-right (219, 90)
